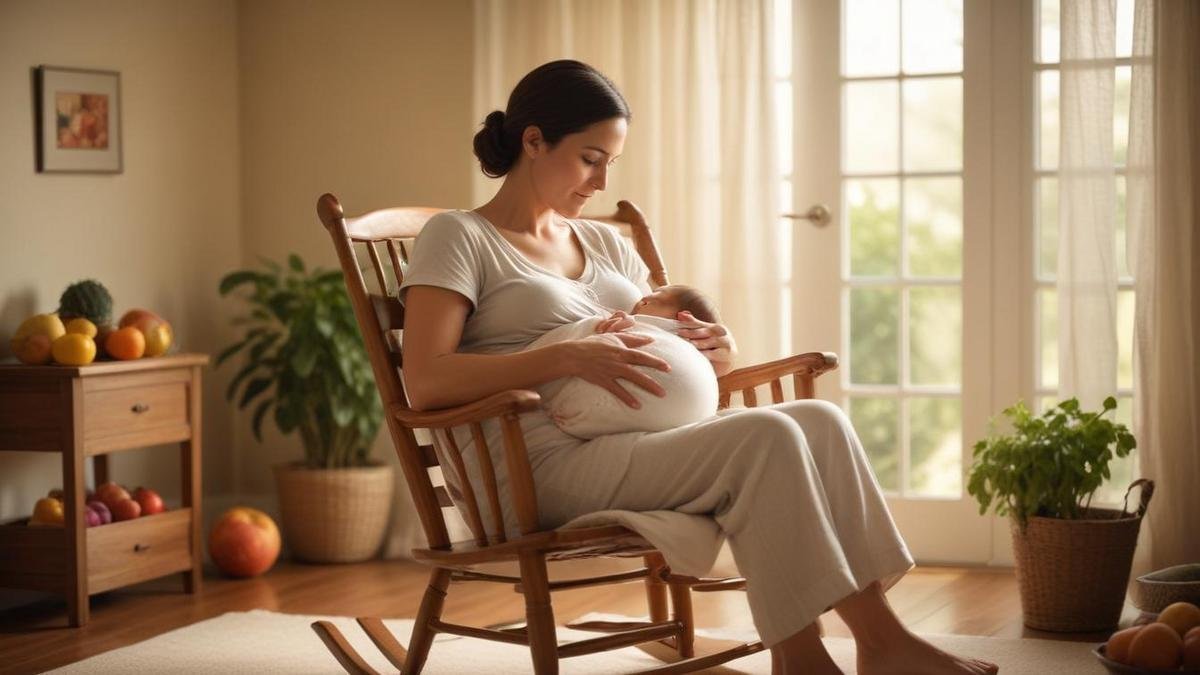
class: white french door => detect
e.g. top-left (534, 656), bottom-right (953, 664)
top-left (781, 0), bottom-right (1017, 564)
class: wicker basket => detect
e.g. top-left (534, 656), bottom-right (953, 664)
top-left (1011, 479), bottom-right (1154, 632)
top-left (1134, 563), bottom-right (1200, 613)
top-left (274, 462), bottom-right (394, 563)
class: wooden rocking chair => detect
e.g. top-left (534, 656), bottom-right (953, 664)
top-left (311, 193), bottom-right (838, 674)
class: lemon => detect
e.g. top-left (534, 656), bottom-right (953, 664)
top-left (51, 333), bottom-right (97, 366)
top-left (64, 317), bottom-right (97, 338)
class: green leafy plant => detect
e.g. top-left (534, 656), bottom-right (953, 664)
top-left (967, 396), bottom-right (1136, 526)
top-left (217, 254), bottom-right (382, 469)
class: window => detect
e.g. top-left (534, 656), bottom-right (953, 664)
top-left (840, 0), bottom-right (965, 498)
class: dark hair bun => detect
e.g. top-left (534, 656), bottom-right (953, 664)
top-left (473, 110), bottom-right (514, 178)
top-left (473, 60), bottom-right (631, 179)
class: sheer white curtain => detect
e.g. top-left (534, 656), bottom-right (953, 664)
top-left (1128, 0), bottom-right (1200, 570)
top-left (1058, 0), bottom-right (1118, 410)
top-left (472, 0), bottom-right (784, 366)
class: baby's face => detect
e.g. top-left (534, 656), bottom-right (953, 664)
top-left (631, 288), bottom-right (683, 320)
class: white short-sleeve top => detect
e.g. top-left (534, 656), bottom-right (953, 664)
top-left (398, 210), bottom-right (653, 354)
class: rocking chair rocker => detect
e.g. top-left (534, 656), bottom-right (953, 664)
top-left (311, 193), bottom-right (838, 674)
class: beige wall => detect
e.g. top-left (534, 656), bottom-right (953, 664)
top-left (0, 0), bottom-right (475, 564)
top-left (0, 1), bottom-right (242, 525)
top-left (235, 0), bottom-right (475, 504)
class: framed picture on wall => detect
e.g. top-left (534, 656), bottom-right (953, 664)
top-left (35, 66), bottom-right (123, 173)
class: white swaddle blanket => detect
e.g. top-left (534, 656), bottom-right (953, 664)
top-left (526, 315), bottom-right (719, 439)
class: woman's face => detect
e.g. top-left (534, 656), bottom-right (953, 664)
top-left (526, 117), bottom-right (627, 218)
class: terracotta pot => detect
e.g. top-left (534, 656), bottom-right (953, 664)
top-left (274, 462), bottom-right (394, 563)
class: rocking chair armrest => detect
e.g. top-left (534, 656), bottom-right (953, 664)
top-left (390, 389), bottom-right (542, 429)
top-left (717, 351), bottom-right (839, 394)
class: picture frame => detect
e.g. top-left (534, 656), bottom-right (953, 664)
top-left (35, 65), bottom-right (123, 173)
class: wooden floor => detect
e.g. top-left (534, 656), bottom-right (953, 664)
top-left (0, 558), bottom-right (1128, 674)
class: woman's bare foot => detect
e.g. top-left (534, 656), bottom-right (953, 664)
top-left (857, 628), bottom-right (998, 675)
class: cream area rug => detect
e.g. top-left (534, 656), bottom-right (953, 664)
top-left (47, 610), bottom-right (1105, 674)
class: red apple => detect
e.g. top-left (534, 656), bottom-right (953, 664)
top-left (95, 481), bottom-right (130, 511)
top-left (208, 507), bottom-right (280, 578)
top-left (111, 498), bottom-right (141, 522)
top-left (132, 486), bottom-right (165, 515)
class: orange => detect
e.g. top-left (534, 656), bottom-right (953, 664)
top-left (1184, 626), bottom-right (1200, 669)
top-left (13, 333), bottom-right (53, 365)
top-left (1158, 601), bottom-right (1200, 638)
top-left (50, 333), bottom-right (96, 366)
top-left (104, 326), bottom-right (145, 360)
top-left (1129, 621), bottom-right (1183, 670)
top-left (1104, 625), bottom-right (1144, 664)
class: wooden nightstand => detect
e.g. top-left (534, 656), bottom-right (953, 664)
top-left (0, 353), bottom-right (209, 626)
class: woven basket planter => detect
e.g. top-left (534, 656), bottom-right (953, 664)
top-left (1010, 479), bottom-right (1154, 632)
top-left (274, 462), bottom-right (394, 563)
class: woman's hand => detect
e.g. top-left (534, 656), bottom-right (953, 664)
top-left (676, 311), bottom-right (737, 376)
top-left (556, 333), bottom-right (669, 409)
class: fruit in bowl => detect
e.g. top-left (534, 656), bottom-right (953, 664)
top-left (1097, 602), bottom-right (1200, 673)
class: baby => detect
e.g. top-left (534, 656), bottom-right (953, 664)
top-left (527, 285), bottom-right (721, 439)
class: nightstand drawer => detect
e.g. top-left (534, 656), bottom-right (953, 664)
top-left (86, 509), bottom-right (193, 594)
top-left (83, 372), bottom-right (191, 454)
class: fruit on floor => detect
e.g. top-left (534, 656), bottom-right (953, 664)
top-left (58, 279), bottom-right (113, 326)
top-left (208, 507), bottom-right (280, 578)
top-left (50, 333), bottom-right (96, 366)
top-left (10, 313), bottom-right (66, 365)
top-left (1158, 601), bottom-right (1200, 638)
top-left (1128, 621), bottom-right (1183, 670)
top-left (30, 497), bottom-right (64, 526)
top-left (132, 486), bottom-right (165, 515)
top-left (105, 326), bottom-right (145, 360)
top-left (1105, 625), bottom-right (1144, 664)
top-left (111, 498), bottom-right (141, 522)
top-left (64, 318), bottom-right (97, 338)
top-left (1184, 626), bottom-right (1200, 668)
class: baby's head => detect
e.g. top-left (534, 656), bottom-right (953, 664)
top-left (631, 284), bottom-right (720, 323)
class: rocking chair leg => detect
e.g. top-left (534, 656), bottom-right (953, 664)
top-left (519, 551), bottom-right (558, 675)
top-left (643, 553), bottom-right (669, 623)
top-left (403, 567), bottom-right (451, 674)
top-left (668, 582), bottom-right (695, 658)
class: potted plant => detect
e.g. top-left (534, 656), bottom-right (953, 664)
top-left (967, 396), bottom-right (1152, 632)
top-left (217, 254), bottom-right (391, 563)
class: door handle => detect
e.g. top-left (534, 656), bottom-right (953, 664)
top-left (783, 204), bottom-right (832, 228)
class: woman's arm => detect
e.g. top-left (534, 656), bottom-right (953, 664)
top-left (401, 286), bottom-right (671, 411)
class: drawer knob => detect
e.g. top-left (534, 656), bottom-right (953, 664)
top-left (131, 403), bottom-right (150, 414)
top-left (134, 543), bottom-right (151, 553)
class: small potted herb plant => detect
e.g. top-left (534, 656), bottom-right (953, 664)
top-left (967, 396), bottom-right (1151, 632)
top-left (218, 254), bottom-right (391, 563)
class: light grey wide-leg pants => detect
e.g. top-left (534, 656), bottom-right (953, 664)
top-left (532, 399), bottom-right (914, 647)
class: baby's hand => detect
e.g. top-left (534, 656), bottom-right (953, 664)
top-left (595, 310), bottom-right (641, 336)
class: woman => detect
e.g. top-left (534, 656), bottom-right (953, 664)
top-left (399, 60), bottom-right (997, 675)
